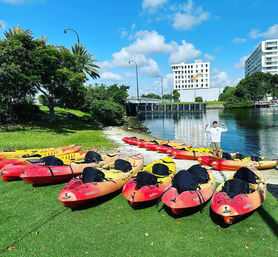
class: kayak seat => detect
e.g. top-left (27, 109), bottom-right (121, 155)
top-left (42, 156), bottom-right (64, 166)
top-left (150, 140), bottom-right (159, 145)
top-left (82, 167), bottom-right (105, 183)
top-left (187, 164), bottom-right (209, 184)
top-left (235, 153), bottom-right (245, 160)
top-left (136, 171), bottom-right (158, 189)
top-left (152, 163), bottom-right (170, 176)
top-left (233, 167), bottom-right (258, 184)
top-left (114, 159), bottom-right (132, 173)
top-left (172, 170), bottom-right (199, 194)
top-left (222, 152), bottom-right (234, 160)
top-left (221, 178), bottom-right (249, 199)
top-left (251, 156), bottom-right (262, 162)
top-left (84, 151), bottom-right (102, 163)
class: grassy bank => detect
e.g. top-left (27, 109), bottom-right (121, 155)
top-left (1, 106), bottom-right (278, 257)
top-left (1, 180), bottom-right (278, 256)
top-left (0, 106), bottom-right (117, 151)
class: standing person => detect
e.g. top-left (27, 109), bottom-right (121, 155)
top-left (205, 121), bottom-right (228, 157)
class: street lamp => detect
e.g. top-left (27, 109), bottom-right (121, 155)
top-left (129, 60), bottom-right (139, 103)
top-left (64, 28), bottom-right (80, 44)
top-left (156, 75), bottom-right (164, 102)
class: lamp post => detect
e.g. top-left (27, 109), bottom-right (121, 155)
top-left (156, 75), bottom-right (164, 102)
top-left (129, 60), bottom-right (139, 103)
top-left (64, 28), bottom-right (80, 44)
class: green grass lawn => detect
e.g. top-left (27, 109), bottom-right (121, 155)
top-left (1, 106), bottom-right (278, 256)
top-left (0, 106), bottom-right (117, 151)
top-left (0, 180), bottom-right (278, 257)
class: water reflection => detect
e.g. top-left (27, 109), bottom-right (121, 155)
top-left (138, 108), bottom-right (278, 159)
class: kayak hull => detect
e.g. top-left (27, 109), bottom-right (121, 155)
top-left (211, 167), bottom-right (267, 224)
top-left (161, 169), bottom-right (215, 212)
top-left (59, 154), bottom-right (144, 208)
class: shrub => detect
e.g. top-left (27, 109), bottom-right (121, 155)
top-left (195, 96), bottom-right (203, 102)
top-left (38, 95), bottom-right (49, 106)
top-left (90, 100), bottom-right (125, 125)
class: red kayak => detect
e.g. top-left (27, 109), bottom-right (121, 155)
top-left (122, 137), bottom-right (140, 145)
top-left (20, 152), bottom-right (120, 185)
top-left (0, 159), bottom-right (25, 169)
top-left (1, 164), bottom-right (39, 181)
top-left (161, 166), bottom-right (215, 214)
top-left (144, 143), bottom-right (160, 151)
top-left (58, 154), bottom-right (144, 208)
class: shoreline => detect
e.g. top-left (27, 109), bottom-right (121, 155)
top-left (104, 126), bottom-right (278, 185)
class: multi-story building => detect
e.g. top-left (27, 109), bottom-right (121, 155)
top-left (171, 59), bottom-right (210, 90)
top-left (245, 39), bottom-right (278, 76)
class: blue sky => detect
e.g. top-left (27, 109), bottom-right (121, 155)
top-left (1, 0), bottom-right (278, 96)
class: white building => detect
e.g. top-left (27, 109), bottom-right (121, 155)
top-left (172, 59), bottom-right (210, 90)
top-left (245, 39), bottom-right (278, 76)
top-left (171, 59), bottom-right (222, 102)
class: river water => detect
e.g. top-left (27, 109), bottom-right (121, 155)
top-left (138, 108), bottom-right (278, 160)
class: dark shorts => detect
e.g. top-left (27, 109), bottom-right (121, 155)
top-left (211, 142), bottom-right (221, 152)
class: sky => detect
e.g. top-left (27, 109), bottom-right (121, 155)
top-left (1, 0), bottom-right (278, 96)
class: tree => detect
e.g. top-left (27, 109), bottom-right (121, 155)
top-left (71, 44), bottom-right (100, 79)
top-left (195, 96), bottom-right (203, 102)
top-left (141, 93), bottom-right (161, 99)
top-left (31, 45), bottom-right (86, 122)
top-left (163, 93), bottom-right (172, 100)
top-left (172, 89), bottom-right (180, 101)
top-left (0, 31), bottom-right (37, 122)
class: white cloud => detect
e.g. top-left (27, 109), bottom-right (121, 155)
top-left (101, 72), bottom-right (124, 81)
top-left (101, 30), bottom-right (201, 78)
top-left (233, 37), bottom-right (247, 43)
top-left (172, 0), bottom-right (209, 30)
top-left (120, 30), bottom-right (128, 39)
top-left (234, 55), bottom-right (248, 69)
top-left (249, 24), bottom-right (278, 39)
top-left (210, 68), bottom-right (239, 88)
top-left (140, 58), bottom-right (160, 76)
top-left (126, 30), bottom-right (173, 55)
top-left (168, 40), bottom-right (201, 64)
top-left (204, 53), bottom-right (216, 61)
top-left (163, 73), bottom-right (174, 92)
top-left (124, 72), bottom-right (135, 78)
top-left (142, 0), bottom-right (167, 9)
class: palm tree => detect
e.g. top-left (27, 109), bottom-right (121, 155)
top-left (4, 25), bottom-right (31, 38)
top-left (71, 44), bottom-right (100, 79)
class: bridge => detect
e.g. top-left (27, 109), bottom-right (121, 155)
top-left (126, 97), bottom-right (165, 104)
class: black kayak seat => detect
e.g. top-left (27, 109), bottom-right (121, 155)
top-left (187, 164), bottom-right (209, 184)
top-left (233, 167), bottom-right (258, 184)
top-left (222, 152), bottom-right (234, 160)
top-left (235, 153), bottom-right (245, 160)
top-left (152, 163), bottom-right (170, 176)
top-left (251, 156), bottom-right (262, 162)
top-left (84, 151), bottom-right (102, 163)
top-left (221, 178), bottom-right (249, 199)
top-left (82, 167), bottom-right (105, 183)
top-left (114, 159), bottom-right (132, 173)
top-left (172, 170), bottom-right (199, 194)
top-left (42, 156), bottom-right (64, 166)
top-left (136, 171), bottom-right (157, 189)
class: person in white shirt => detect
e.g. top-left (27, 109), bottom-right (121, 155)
top-left (205, 121), bottom-right (228, 157)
